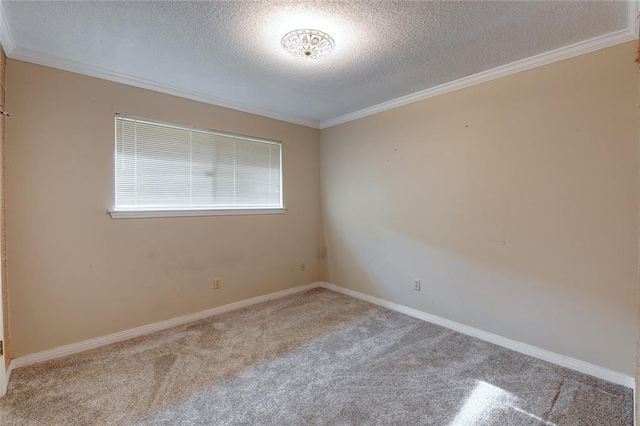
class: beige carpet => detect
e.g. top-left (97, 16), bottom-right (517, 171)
top-left (0, 288), bottom-right (633, 425)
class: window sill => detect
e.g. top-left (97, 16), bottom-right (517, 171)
top-left (108, 208), bottom-right (287, 219)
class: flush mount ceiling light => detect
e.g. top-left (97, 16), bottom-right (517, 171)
top-left (281, 29), bottom-right (335, 59)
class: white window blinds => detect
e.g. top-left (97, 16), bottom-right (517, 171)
top-left (115, 116), bottom-right (282, 211)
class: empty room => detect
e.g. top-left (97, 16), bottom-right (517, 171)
top-left (0, 0), bottom-right (638, 425)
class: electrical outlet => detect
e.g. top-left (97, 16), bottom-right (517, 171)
top-left (214, 278), bottom-right (221, 290)
top-left (414, 279), bottom-right (421, 291)
top-left (300, 263), bottom-right (306, 272)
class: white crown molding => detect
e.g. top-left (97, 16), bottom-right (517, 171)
top-left (6, 47), bottom-right (320, 129)
top-left (317, 282), bottom-right (635, 389)
top-left (0, 0), bottom-right (636, 131)
top-left (320, 28), bottom-right (637, 129)
top-left (0, 1), bottom-right (15, 55)
top-left (8, 282), bottom-right (320, 372)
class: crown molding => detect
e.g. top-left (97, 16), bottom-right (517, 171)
top-left (0, 0), bottom-right (636, 131)
top-left (0, 0), bottom-right (318, 128)
top-left (320, 27), bottom-right (637, 129)
top-left (6, 47), bottom-right (320, 129)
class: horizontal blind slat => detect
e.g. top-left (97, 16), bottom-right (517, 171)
top-left (114, 116), bottom-right (282, 211)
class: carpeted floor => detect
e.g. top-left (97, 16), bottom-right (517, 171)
top-left (0, 288), bottom-right (633, 425)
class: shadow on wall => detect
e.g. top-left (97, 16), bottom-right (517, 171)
top-left (0, 289), bottom-right (380, 424)
top-left (320, 38), bottom-right (638, 377)
top-left (0, 288), bottom-right (632, 424)
top-left (324, 212), bottom-right (635, 372)
top-left (332, 218), bottom-right (627, 314)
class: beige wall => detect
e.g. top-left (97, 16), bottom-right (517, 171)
top-left (6, 60), bottom-right (324, 358)
top-left (5, 41), bottom-right (639, 377)
top-left (321, 42), bottom-right (639, 375)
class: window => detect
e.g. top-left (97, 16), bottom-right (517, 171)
top-left (110, 116), bottom-right (284, 218)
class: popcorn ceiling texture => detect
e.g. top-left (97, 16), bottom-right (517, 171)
top-left (0, 289), bottom-right (633, 425)
top-left (3, 1), bottom-right (627, 123)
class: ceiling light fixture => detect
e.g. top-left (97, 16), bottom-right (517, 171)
top-left (281, 29), bottom-right (335, 59)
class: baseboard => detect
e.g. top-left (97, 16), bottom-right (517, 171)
top-left (318, 282), bottom-right (635, 389)
top-left (634, 385), bottom-right (636, 426)
top-left (0, 366), bottom-right (7, 397)
top-left (2, 364), bottom-right (11, 397)
top-left (9, 282), bottom-right (321, 372)
top-left (6, 281), bottom-right (635, 392)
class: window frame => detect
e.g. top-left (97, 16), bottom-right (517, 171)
top-left (108, 115), bottom-right (286, 219)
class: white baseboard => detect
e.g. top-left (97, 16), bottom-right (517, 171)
top-left (1, 365), bottom-right (10, 397)
top-left (0, 367), bottom-right (7, 397)
top-left (634, 386), bottom-right (636, 426)
top-left (8, 282), bottom-right (320, 372)
top-left (317, 282), bottom-right (635, 389)
top-left (5, 281), bottom-right (635, 394)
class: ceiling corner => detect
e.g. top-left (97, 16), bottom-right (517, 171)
top-left (319, 27), bottom-right (636, 130)
top-left (5, 46), bottom-right (320, 129)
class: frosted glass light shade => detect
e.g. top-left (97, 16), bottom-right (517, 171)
top-left (281, 29), bottom-right (335, 59)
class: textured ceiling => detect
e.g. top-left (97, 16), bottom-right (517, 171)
top-left (2, 1), bottom-right (630, 126)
